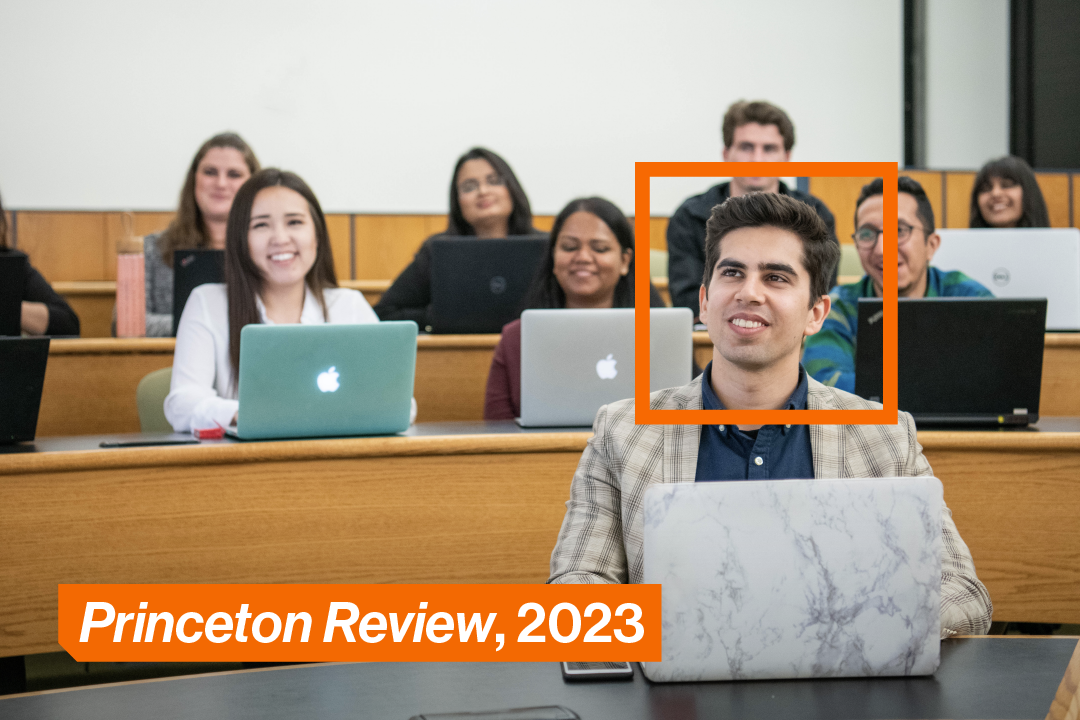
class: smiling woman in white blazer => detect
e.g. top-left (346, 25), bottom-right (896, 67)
top-left (165, 168), bottom-right (414, 433)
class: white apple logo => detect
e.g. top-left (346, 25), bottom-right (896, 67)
top-left (317, 366), bottom-right (340, 393)
top-left (596, 354), bottom-right (618, 380)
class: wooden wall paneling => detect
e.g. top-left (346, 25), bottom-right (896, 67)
top-left (37, 341), bottom-right (175, 435)
top-left (532, 215), bottom-right (555, 232)
top-left (1072, 174), bottom-right (1079, 228)
top-left (412, 338), bottom-right (498, 422)
top-left (324, 214), bottom-right (352, 281)
top-left (944, 172), bottom-right (976, 229)
top-left (807, 177), bottom-right (877, 245)
top-left (1041, 335), bottom-right (1080, 416)
top-left (900, 171), bottom-right (944, 229)
top-left (0, 445), bottom-right (582, 656)
top-left (922, 440), bottom-right (1080, 623)
top-left (16, 212), bottom-right (109, 282)
top-left (53, 282), bottom-right (116, 338)
top-left (648, 217), bottom-right (669, 251)
top-left (353, 215), bottom-right (434, 280)
top-left (1035, 173), bottom-right (1071, 228)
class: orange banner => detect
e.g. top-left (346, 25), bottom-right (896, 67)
top-left (59, 584), bottom-right (660, 662)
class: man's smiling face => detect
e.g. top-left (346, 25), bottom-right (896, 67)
top-left (699, 225), bottom-right (828, 372)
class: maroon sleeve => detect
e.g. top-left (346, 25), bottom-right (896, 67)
top-left (483, 319), bottom-right (522, 420)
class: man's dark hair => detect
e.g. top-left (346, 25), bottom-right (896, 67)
top-left (722, 100), bottom-right (795, 152)
top-left (854, 176), bottom-right (936, 237)
top-left (702, 193), bottom-right (839, 307)
top-left (970, 155), bottom-right (1050, 228)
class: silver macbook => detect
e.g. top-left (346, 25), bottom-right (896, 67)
top-left (934, 228), bottom-right (1080, 331)
top-left (642, 477), bottom-right (943, 682)
top-left (230, 321), bottom-right (417, 440)
top-left (518, 308), bottom-right (693, 428)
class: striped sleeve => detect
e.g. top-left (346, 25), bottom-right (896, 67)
top-left (802, 284), bottom-right (860, 393)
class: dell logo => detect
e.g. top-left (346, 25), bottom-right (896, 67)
top-left (867, 310), bottom-right (884, 325)
top-left (992, 268), bottom-right (1010, 286)
top-left (489, 276), bottom-right (507, 294)
top-left (317, 367), bottom-right (340, 393)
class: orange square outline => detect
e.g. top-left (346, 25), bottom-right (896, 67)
top-left (634, 161), bottom-right (898, 425)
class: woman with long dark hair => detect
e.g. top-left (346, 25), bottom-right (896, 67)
top-left (144, 132), bottom-right (260, 336)
top-left (969, 155), bottom-right (1050, 229)
top-left (0, 188), bottom-right (80, 335)
top-left (373, 147), bottom-right (541, 328)
top-left (483, 197), bottom-right (665, 420)
top-left (164, 169), bottom-right (382, 433)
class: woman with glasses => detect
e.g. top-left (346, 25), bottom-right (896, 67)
top-left (372, 148), bottom-right (542, 328)
top-left (969, 156), bottom-right (1050, 229)
top-left (801, 176), bottom-right (991, 393)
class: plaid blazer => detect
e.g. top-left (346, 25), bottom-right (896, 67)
top-left (548, 374), bottom-right (994, 636)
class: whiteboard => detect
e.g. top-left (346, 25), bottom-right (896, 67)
top-left (0, 0), bottom-right (903, 214)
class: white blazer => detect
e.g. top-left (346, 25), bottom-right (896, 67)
top-left (164, 283), bottom-right (414, 433)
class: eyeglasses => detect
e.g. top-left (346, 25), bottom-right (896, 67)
top-left (852, 222), bottom-right (922, 248)
top-left (458, 174), bottom-right (506, 194)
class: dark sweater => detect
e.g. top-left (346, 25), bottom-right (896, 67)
top-left (1, 249), bottom-right (81, 336)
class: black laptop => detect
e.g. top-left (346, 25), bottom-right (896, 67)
top-left (0, 337), bottom-right (50, 443)
top-left (0, 253), bottom-right (28, 336)
top-left (172, 249), bottom-right (224, 335)
top-left (428, 235), bottom-right (548, 334)
top-left (854, 297), bottom-right (1046, 426)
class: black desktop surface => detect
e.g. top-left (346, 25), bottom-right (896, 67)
top-left (0, 638), bottom-right (1075, 719)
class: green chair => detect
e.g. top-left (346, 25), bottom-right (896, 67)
top-left (136, 367), bottom-right (173, 433)
top-left (838, 244), bottom-right (863, 280)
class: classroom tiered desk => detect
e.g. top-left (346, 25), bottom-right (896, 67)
top-left (36, 333), bottom-right (1080, 436)
top-left (2, 421), bottom-right (1080, 660)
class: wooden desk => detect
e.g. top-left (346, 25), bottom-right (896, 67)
top-left (37, 335), bottom-right (503, 436)
top-left (3, 422), bottom-right (1080, 658)
top-left (1, 638), bottom-right (1078, 719)
top-left (43, 334), bottom-right (1080, 437)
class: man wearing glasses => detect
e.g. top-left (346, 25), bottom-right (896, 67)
top-left (801, 176), bottom-right (992, 392)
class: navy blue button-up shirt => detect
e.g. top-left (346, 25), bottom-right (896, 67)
top-left (695, 362), bottom-right (815, 481)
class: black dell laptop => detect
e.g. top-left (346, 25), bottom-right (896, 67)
top-left (428, 235), bottom-right (548, 334)
top-left (854, 297), bottom-right (1046, 426)
top-left (0, 337), bottom-right (50, 443)
top-left (0, 253), bottom-right (28, 336)
top-left (172, 249), bottom-right (224, 335)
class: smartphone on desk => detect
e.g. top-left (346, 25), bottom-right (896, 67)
top-left (560, 661), bottom-right (633, 681)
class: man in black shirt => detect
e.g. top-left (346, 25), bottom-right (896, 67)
top-left (666, 100), bottom-right (837, 319)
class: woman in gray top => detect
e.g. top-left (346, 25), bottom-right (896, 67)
top-left (144, 132), bottom-right (260, 336)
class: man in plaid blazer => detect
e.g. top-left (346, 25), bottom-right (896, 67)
top-left (549, 192), bottom-right (993, 637)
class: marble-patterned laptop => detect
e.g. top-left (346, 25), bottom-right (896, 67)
top-left (641, 477), bottom-right (943, 682)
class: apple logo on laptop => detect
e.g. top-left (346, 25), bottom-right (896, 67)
top-left (317, 367), bottom-right (340, 393)
top-left (596, 354), bottom-right (618, 380)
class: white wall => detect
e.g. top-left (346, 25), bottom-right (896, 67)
top-left (924, 0), bottom-right (1009, 169)
top-left (0, 0), bottom-right (902, 214)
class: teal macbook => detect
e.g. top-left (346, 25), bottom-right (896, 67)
top-left (233, 321), bottom-right (418, 440)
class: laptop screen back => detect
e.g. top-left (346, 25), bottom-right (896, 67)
top-left (0, 337), bottom-right (50, 443)
top-left (519, 307), bottom-right (693, 427)
top-left (642, 477), bottom-right (943, 682)
top-left (429, 236), bottom-right (547, 334)
top-left (173, 249), bottom-right (224, 336)
top-left (854, 298), bottom-right (1045, 424)
top-left (933, 228), bottom-right (1080, 331)
top-left (0, 254), bottom-right (28, 336)
top-left (236, 321), bottom-right (417, 439)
